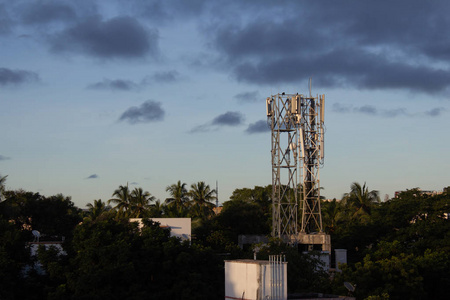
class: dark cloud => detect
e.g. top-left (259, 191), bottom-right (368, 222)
top-left (189, 111), bottom-right (245, 133)
top-left (0, 154), bottom-right (11, 161)
top-left (189, 124), bottom-right (210, 134)
top-left (50, 16), bottom-right (158, 59)
top-left (332, 102), bottom-right (444, 118)
top-left (425, 107), bottom-right (445, 117)
top-left (89, 71), bottom-right (180, 90)
top-left (212, 111), bottom-right (244, 126)
top-left (119, 100), bottom-right (165, 124)
top-left (234, 91), bottom-right (259, 103)
top-left (355, 105), bottom-right (377, 115)
top-left (205, 1), bottom-right (450, 94)
top-left (88, 79), bottom-right (138, 91)
top-left (86, 174), bottom-right (98, 179)
top-left (150, 70), bottom-right (180, 83)
top-left (0, 4), bottom-right (12, 35)
top-left (383, 108), bottom-right (407, 118)
top-left (229, 49), bottom-right (450, 93)
top-left (133, 0), bottom-right (208, 23)
top-left (0, 68), bottom-right (39, 86)
top-left (332, 103), bottom-right (351, 114)
top-left (130, 181), bottom-right (139, 185)
top-left (20, 2), bottom-right (77, 25)
top-left (246, 120), bottom-right (270, 134)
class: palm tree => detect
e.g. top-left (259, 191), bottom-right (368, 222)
top-left (130, 187), bottom-right (155, 218)
top-left (165, 181), bottom-right (188, 212)
top-left (188, 181), bottom-right (216, 219)
top-left (86, 199), bottom-right (110, 220)
top-left (321, 198), bottom-right (343, 233)
top-left (108, 184), bottom-right (131, 214)
top-left (149, 199), bottom-right (164, 217)
top-left (342, 182), bottom-right (380, 222)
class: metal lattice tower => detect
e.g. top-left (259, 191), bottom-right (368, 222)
top-left (299, 94), bottom-right (325, 234)
top-left (267, 93), bottom-right (300, 243)
top-left (267, 89), bottom-right (329, 250)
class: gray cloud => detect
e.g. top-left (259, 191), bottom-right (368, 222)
top-left (88, 71), bottom-right (180, 90)
top-left (212, 111), bottom-right (244, 126)
top-left (0, 4), bottom-right (12, 35)
top-left (425, 107), bottom-right (445, 117)
top-left (246, 120), bottom-right (270, 134)
top-left (234, 91), bottom-right (260, 103)
top-left (356, 105), bottom-right (377, 115)
top-left (332, 102), bottom-right (444, 118)
top-left (189, 111), bottom-right (245, 133)
top-left (189, 124), bottom-right (210, 134)
top-left (86, 174), bottom-right (98, 179)
top-left (133, 0), bottom-right (208, 23)
top-left (50, 16), bottom-right (158, 59)
top-left (149, 70), bottom-right (180, 83)
top-left (0, 154), bottom-right (11, 161)
top-left (119, 100), bottom-right (165, 124)
top-left (204, 1), bottom-right (450, 94)
top-left (332, 103), bottom-right (352, 114)
top-left (88, 79), bottom-right (138, 91)
top-left (0, 68), bottom-right (40, 86)
top-left (384, 108), bottom-right (408, 118)
top-left (20, 2), bottom-right (77, 25)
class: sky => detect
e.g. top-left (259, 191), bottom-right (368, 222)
top-left (1, 0), bottom-right (449, 208)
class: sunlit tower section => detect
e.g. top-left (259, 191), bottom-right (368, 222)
top-left (266, 93), bottom-right (300, 244)
top-left (296, 93), bottom-right (330, 252)
top-left (267, 88), bottom-right (330, 251)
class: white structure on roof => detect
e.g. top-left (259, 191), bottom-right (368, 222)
top-left (225, 257), bottom-right (287, 300)
top-left (129, 218), bottom-right (191, 241)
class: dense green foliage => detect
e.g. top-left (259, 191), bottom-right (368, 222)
top-left (326, 187), bottom-right (450, 299)
top-left (0, 174), bottom-right (449, 299)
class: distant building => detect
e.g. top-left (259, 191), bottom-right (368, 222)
top-left (394, 187), bottom-right (447, 198)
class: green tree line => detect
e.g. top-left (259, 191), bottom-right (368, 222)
top-left (1, 174), bottom-right (449, 299)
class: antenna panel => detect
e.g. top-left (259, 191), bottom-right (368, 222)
top-left (320, 95), bottom-right (325, 124)
top-left (266, 97), bottom-right (273, 116)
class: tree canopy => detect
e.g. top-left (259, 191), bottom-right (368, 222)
top-left (0, 178), bottom-right (449, 299)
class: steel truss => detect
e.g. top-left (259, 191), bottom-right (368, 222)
top-left (267, 91), bottom-right (326, 246)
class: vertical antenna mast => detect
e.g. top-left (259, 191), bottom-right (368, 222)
top-left (216, 180), bottom-right (219, 208)
top-left (309, 77), bottom-right (312, 97)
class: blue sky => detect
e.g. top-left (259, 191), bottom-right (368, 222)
top-left (1, 0), bottom-right (449, 208)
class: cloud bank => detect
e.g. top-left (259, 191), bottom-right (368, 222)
top-left (50, 16), bottom-right (158, 59)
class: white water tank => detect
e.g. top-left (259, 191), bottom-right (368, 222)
top-left (225, 259), bottom-right (287, 300)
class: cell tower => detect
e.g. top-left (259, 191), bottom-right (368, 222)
top-left (266, 86), bottom-right (330, 251)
